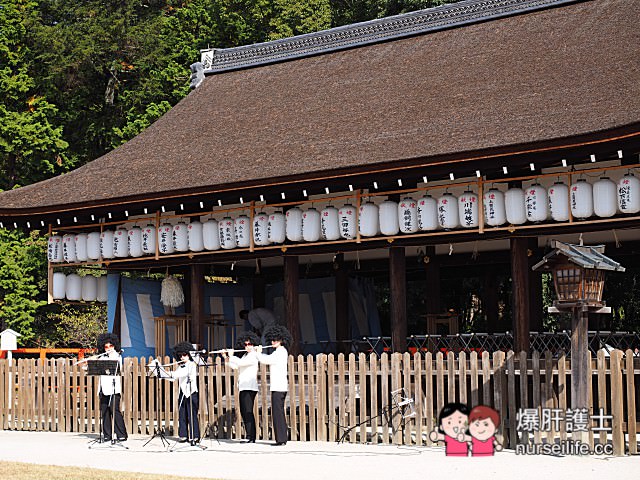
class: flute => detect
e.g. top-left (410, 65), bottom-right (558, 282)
top-left (209, 345), bottom-right (276, 354)
top-left (73, 350), bottom-right (110, 366)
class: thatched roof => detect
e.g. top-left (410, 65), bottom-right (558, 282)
top-left (1, 0), bottom-right (639, 219)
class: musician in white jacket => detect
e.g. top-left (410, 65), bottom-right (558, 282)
top-left (256, 325), bottom-right (292, 446)
top-left (97, 333), bottom-right (127, 442)
top-left (222, 332), bottom-right (260, 443)
top-left (170, 341), bottom-right (200, 443)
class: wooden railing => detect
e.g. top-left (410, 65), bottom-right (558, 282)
top-left (0, 350), bottom-right (637, 454)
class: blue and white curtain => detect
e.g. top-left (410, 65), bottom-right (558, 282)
top-left (108, 275), bottom-right (380, 357)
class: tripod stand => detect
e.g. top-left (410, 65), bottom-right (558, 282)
top-left (196, 356), bottom-right (220, 445)
top-left (87, 359), bottom-right (128, 450)
top-left (144, 361), bottom-right (170, 448)
top-left (337, 388), bottom-right (416, 444)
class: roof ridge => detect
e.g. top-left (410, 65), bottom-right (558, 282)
top-left (200, 0), bottom-right (580, 74)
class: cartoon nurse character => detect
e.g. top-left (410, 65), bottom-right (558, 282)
top-left (461, 405), bottom-right (503, 456)
top-left (429, 402), bottom-right (471, 456)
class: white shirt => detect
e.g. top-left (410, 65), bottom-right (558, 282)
top-left (228, 350), bottom-right (259, 392)
top-left (171, 360), bottom-right (198, 397)
top-left (99, 350), bottom-right (122, 395)
top-left (257, 346), bottom-right (288, 392)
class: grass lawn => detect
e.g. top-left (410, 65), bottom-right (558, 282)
top-left (0, 461), bottom-right (221, 480)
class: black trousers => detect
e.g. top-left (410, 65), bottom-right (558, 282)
top-left (239, 390), bottom-right (257, 441)
top-left (271, 391), bottom-right (288, 443)
top-left (99, 393), bottom-right (127, 440)
top-left (178, 391), bottom-right (200, 440)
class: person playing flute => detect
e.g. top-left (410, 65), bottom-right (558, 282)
top-left (256, 325), bottom-right (292, 446)
top-left (97, 333), bottom-right (127, 442)
top-left (221, 332), bottom-right (260, 443)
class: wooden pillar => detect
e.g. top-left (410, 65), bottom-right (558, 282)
top-left (389, 246), bottom-right (407, 353)
top-left (528, 238), bottom-right (543, 332)
top-left (483, 269), bottom-right (500, 333)
top-left (190, 263), bottom-right (204, 345)
top-left (424, 246), bottom-right (441, 315)
top-left (253, 260), bottom-right (266, 308)
top-left (112, 274), bottom-right (122, 337)
top-left (284, 255), bottom-right (301, 356)
top-left (571, 305), bottom-right (589, 441)
top-left (510, 237), bottom-right (530, 352)
top-left (335, 253), bottom-right (350, 354)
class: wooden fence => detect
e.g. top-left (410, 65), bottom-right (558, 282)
top-left (0, 349), bottom-right (638, 454)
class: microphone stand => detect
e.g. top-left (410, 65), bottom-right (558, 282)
top-left (110, 357), bottom-right (128, 449)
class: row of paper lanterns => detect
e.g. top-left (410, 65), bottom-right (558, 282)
top-left (51, 273), bottom-right (108, 302)
top-left (47, 175), bottom-right (640, 261)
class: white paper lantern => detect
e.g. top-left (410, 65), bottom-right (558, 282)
top-left (62, 234), bottom-right (77, 262)
top-left (65, 273), bottom-right (82, 301)
top-left (141, 224), bottom-right (156, 254)
top-left (81, 276), bottom-right (98, 302)
top-left (417, 195), bottom-right (438, 231)
top-left (286, 207), bottom-right (304, 242)
top-left (187, 221), bottom-right (204, 252)
top-left (358, 202), bottom-right (379, 237)
top-left (97, 276), bottom-right (108, 303)
top-left (100, 230), bottom-right (115, 259)
top-left (525, 184), bottom-right (548, 222)
top-left (268, 211), bottom-right (286, 244)
top-left (570, 179), bottom-right (594, 219)
top-left (338, 204), bottom-right (357, 239)
top-left (253, 212), bottom-right (271, 246)
top-left (458, 191), bottom-right (479, 228)
top-left (593, 177), bottom-right (617, 218)
top-left (157, 224), bottom-right (174, 254)
top-left (75, 233), bottom-right (88, 262)
top-left (219, 217), bottom-right (236, 249)
top-left (113, 227), bottom-right (129, 258)
top-left (379, 200), bottom-right (400, 236)
top-left (52, 272), bottom-right (66, 300)
top-left (172, 222), bottom-right (189, 252)
top-left (87, 232), bottom-right (101, 260)
top-left (483, 189), bottom-right (506, 226)
top-left (505, 187), bottom-right (527, 225)
top-left (203, 219), bottom-right (221, 250)
top-left (128, 227), bottom-right (143, 257)
top-left (47, 235), bottom-right (63, 262)
top-left (302, 208), bottom-right (321, 242)
top-left (437, 193), bottom-right (459, 229)
top-left (398, 197), bottom-right (419, 233)
top-left (235, 216), bottom-right (251, 248)
top-left (618, 173), bottom-right (640, 214)
top-left (321, 206), bottom-right (340, 241)
top-left (548, 182), bottom-right (570, 222)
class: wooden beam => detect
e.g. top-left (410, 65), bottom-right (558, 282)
top-left (335, 253), bottom-right (349, 354)
top-left (528, 238), bottom-right (543, 332)
top-left (423, 246), bottom-right (441, 315)
top-left (284, 255), bottom-right (301, 356)
top-left (510, 237), bottom-right (530, 353)
top-left (189, 263), bottom-right (204, 345)
top-left (252, 259), bottom-right (266, 308)
top-left (389, 246), bottom-right (407, 353)
top-left (483, 268), bottom-right (500, 333)
top-left (571, 305), bottom-right (589, 442)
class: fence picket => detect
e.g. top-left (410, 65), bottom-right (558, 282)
top-left (610, 350), bottom-right (625, 455)
top-left (506, 351), bottom-right (517, 448)
top-left (358, 353), bottom-right (367, 444)
top-left (625, 350), bottom-right (637, 454)
top-left (557, 352), bottom-right (567, 442)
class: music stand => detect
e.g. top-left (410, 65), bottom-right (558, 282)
top-left (87, 359), bottom-right (128, 449)
top-left (144, 361), bottom-right (170, 448)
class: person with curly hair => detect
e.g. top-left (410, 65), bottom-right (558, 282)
top-left (170, 341), bottom-right (201, 444)
top-left (222, 331), bottom-right (260, 443)
top-left (96, 333), bottom-right (127, 442)
top-left (256, 325), bottom-right (292, 446)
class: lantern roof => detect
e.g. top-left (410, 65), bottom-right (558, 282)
top-left (532, 240), bottom-right (626, 273)
top-left (0, 0), bottom-right (639, 223)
